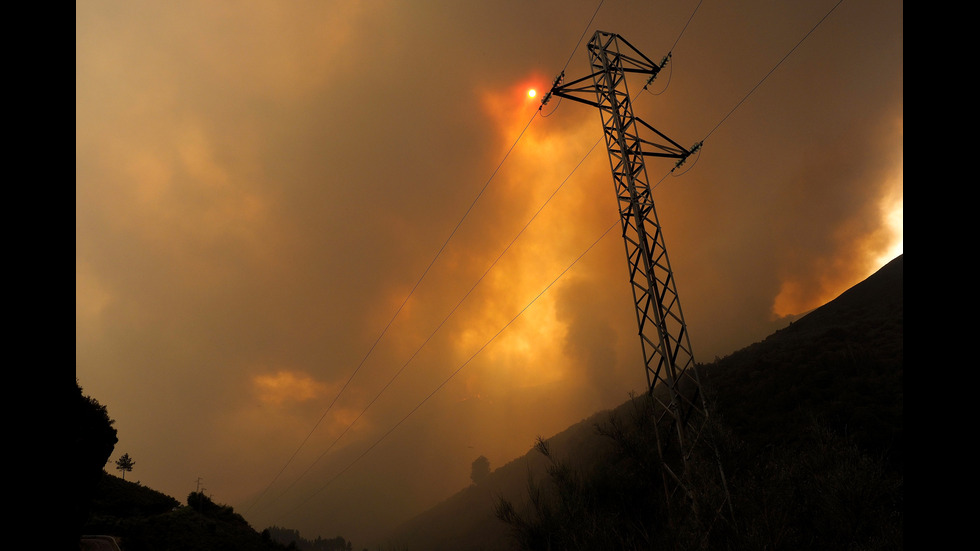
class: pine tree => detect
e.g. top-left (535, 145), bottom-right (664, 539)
top-left (115, 453), bottom-right (135, 480)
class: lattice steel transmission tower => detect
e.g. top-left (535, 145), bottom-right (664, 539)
top-left (544, 30), bottom-right (731, 536)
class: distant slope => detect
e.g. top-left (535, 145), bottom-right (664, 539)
top-left (379, 255), bottom-right (903, 550)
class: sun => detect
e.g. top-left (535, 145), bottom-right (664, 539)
top-left (527, 89), bottom-right (536, 99)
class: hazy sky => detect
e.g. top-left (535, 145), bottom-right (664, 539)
top-left (76, 0), bottom-right (902, 545)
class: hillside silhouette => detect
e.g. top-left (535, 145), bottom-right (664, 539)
top-left (380, 254), bottom-right (903, 550)
top-left (74, 384), bottom-right (355, 551)
top-left (79, 471), bottom-right (283, 551)
top-left (78, 471), bottom-right (363, 551)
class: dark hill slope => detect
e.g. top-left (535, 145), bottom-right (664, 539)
top-left (704, 254), bottom-right (903, 470)
top-left (380, 255), bottom-right (903, 550)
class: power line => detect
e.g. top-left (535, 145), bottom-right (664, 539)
top-left (649, 1), bottom-right (846, 178)
top-left (246, 0), bottom-right (607, 516)
top-left (561, 0), bottom-right (605, 73)
top-left (701, 0), bottom-right (846, 143)
top-left (670, 0), bottom-right (704, 54)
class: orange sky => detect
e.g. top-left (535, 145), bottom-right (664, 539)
top-left (76, 0), bottom-right (902, 545)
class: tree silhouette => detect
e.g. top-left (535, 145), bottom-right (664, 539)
top-left (115, 453), bottom-right (135, 480)
top-left (471, 455), bottom-right (490, 485)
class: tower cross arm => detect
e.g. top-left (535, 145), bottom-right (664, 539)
top-left (549, 72), bottom-right (605, 108)
top-left (634, 117), bottom-right (691, 159)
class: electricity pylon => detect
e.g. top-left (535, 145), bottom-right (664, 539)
top-left (544, 30), bottom-right (730, 539)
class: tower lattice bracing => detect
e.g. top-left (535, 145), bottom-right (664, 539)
top-left (548, 30), bottom-right (729, 532)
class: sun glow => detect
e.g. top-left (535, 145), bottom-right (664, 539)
top-left (528, 89), bottom-right (536, 98)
